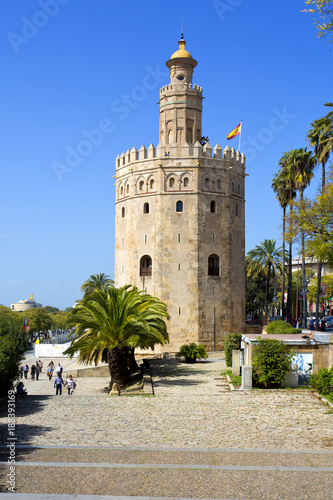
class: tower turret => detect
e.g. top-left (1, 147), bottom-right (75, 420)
top-left (159, 34), bottom-right (203, 147)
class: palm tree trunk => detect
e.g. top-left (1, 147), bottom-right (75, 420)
top-left (265, 265), bottom-right (271, 316)
top-left (315, 262), bottom-right (322, 330)
top-left (127, 348), bottom-right (139, 373)
top-left (301, 230), bottom-right (307, 328)
top-left (286, 203), bottom-right (293, 323)
top-left (281, 206), bottom-right (286, 320)
top-left (107, 347), bottom-right (132, 391)
top-left (322, 160), bottom-right (326, 193)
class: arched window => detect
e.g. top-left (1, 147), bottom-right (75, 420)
top-left (120, 186), bottom-right (124, 197)
top-left (140, 255), bottom-right (152, 276)
top-left (217, 179), bottom-right (221, 190)
top-left (139, 180), bottom-right (144, 191)
top-left (208, 254), bottom-right (220, 276)
top-left (121, 207), bottom-right (125, 218)
top-left (205, 178), bottom-right (209, 189)
top-left (183, 177), bottom-right (189, 188)
top-left (169, 177), bottom-right (175, 188)
top-left (150, 178), bottom-right (155, 190)
top-left (176, 200), bottom-right (183, 212)
top-left (231, 181), bottom-right (235, 193)
top-left (143, 202), bottom-right (149, 214)
top-left (126, 183), bottom-right (129, 194)
top-left (210, 200), bottom-right (216, 213)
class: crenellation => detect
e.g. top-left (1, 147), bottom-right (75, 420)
top-left (139, 145), bottom-right (147, 160)
top-left (148, 143), bottom-right (156, 159)
top-left (231, 147), bottom-right (236, 159)
top-left (130, 146), bottom-right (138, 162)
top-left (125, 149), bottom-right (131, 164)
top-left (116, 154), bottom-right (120, 169)
top-left (120, 152), bottom-right (125, 165)
top-left (223, 145), bottom-right (231, 159)
top-left (213, 143), bottom-right (222, 159)
top-left (203, 142), bottom-right (212, 157)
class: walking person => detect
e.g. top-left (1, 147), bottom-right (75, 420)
top-left (66, 375), bottom-right (76, 395)
top-left (320, 317), bottom-right (326, 332)
top-left (47, 363), bottom-right (53, 381)
top-left (54, 373), bottom-right (65, 395)
top-left (30, 364), bottom-right (36, 381)
top-left (19, 365), bottom-right (24, 378)
top-left (36, 363), bottom-right (40, 381)
top-left (38, 360), bottom-right (43, 373)
top-left (23, 364), bottom-right (29, 379)
top-left (56, 363), bottom-right (63, 376)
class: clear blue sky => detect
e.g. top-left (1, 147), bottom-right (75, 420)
top-left (1, 0), bottom-right (332, 310)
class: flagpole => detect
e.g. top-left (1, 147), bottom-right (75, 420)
top-left (238, 120), bottom-right (242, 151)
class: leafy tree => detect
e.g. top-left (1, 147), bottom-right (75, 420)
top-left (289, 183), bottom-right (333, 327)
top-left (303, 0), bottom-right (333, 43)
top-left (252, 338), bottom-right (294, 388)
top-left (246, 239), bottom-right (284, 316)
top-left (43, 305), bottom-right (60, 314)
top-left (81, 273), bottom-right (114, 298)
top-left (266, 319), bottom-right (301, 335)
top-left (19, 308), bottom-right (52, 339)
top-left (0, 306), bottom-right (27, 398)
top-left (310, 367), bottom-right (333, 400)
top-left (176, 343), bottom-right (207, 363)
top-left (307, 109), bottom-right (333, 193)
top-left (64, 286), bottom-right (169, 390)
top-left (245, 269), bottom-right (267, 317)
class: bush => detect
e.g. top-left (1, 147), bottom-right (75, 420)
top-left (252, 338), bottom-right (294, 388)
top-left (224, 333), bottom-right (242, 367)
top-left (310, 368), bottom-right (333, 398)
top-left (176, 343), bottom-right (207, 363)
top-left (266, 319), bottom-right (302, 335)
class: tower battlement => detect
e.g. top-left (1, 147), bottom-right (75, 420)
top-left (116, 142), bottom-right (245, 169)
top-left (160, 83), bottom-right (203, 94)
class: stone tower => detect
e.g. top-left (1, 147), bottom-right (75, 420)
top-left (114, 35), bottom-right (246, 351)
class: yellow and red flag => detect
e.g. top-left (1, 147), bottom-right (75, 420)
top-left (227, 122), bottom-right (242, 140)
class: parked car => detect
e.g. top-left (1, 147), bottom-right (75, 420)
top-left (324, 316), bottom-right (333, 328)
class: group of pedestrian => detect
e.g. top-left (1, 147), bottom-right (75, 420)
top-left (308, 317), bottom-right (326, 331)
top-left (19, 359), bottom-right (77, 396)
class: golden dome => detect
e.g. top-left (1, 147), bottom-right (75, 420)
top-left (170, 35), bottom-right (193, 60)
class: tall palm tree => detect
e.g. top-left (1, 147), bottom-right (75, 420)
top-left (64, 286), bottom-right (169, 390)
top-left (277, 151), bottom-right (298, 322)
top-left (246, 239), bottom-right (284, 316)
top-left (81, 273), bottom-right (114, 297)
top-left (272, 172), bottom-right (292, 320)
top-left (292, 148), bottom-right (317, 326)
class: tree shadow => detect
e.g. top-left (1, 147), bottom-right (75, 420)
top-left (149, 358), bottom-right (214, 387)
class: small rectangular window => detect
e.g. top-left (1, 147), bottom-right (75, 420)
top-left (122, 238), bottom-right (124, 246)
top-left (178, 233), bottom-right (181, 243)
top-left (178, 263), bottom-right (181, 271)
top-left (179, 307), bottom-right (181, 315)
top-left (144, 235), bottom-right (147, 244)
top-left (212, 234), bottom-right (215, 243)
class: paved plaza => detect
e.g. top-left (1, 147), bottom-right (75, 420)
top-left (0, 354), bottom-right (333, 499)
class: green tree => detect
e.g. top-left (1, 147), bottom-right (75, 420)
top-left (252, 338), bottom-right (294, 388)
top-left (303, 0), bottom-right (333, 43)
top-left (19, 308), bottom-right (52, 340)
top-left (64, 286), bottom-right (169, 390)
top-left (0, 306), bottom-right (27, 398)
top-left (289, 183), bottom-right (333, 327)
top-left (246, 239), bottom-right (284, 316)
top-left (80, 273), bottom-right (114, 298)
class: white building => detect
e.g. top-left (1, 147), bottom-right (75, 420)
top-left (11, 294), bottom-right (42, 312)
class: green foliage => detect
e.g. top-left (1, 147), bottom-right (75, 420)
top-left (0, 306), bottom-right (27, 398)
top-left (303, 1), bottom-right (333, 43)
top-left (224, 333), bottom-right (242, 367)
top-left (252, 338), bottom-right (294, 388)
top-left (310, 367), bottom-right (333, 399)
top-left (81, 273), bottom-right (114, 298)
top-left (176, 343), bottom-right (208, 363)
top-left (266, 319), bottom-right (302, 335)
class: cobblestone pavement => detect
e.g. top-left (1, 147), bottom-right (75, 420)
top-left (0, 355), bottom-right (332, 450)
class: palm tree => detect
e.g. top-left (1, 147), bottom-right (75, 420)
top-left (272, 172), bottom-right (292, 320)
top-left (277, 151), bottom-right (299, 322)
top-left (307, 104), bottom-right (333, 193)
top-left (246, 239), bottom-right (284, 316)
top-left (64, 286), bottom-right (169, 390)
top-left (292, 148), bottom-right (317, 326)
top-left (81, 273), bottom-right (114, 297)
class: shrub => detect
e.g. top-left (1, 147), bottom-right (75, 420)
top-left (266, 320), bottom-right (302, 335)
top-left (252, 338), bottom-right (294, 388)
top-left (310, 368), bottom-right (333, 398)
top-left (176, 343), bottom-right (207, 363)
top-left (224, 333), bottom-right (242, 367)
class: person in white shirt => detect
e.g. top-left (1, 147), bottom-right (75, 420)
top-left (66, 375), bottom-right (76, 395)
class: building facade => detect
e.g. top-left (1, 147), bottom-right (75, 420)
top-left (114, 36), bottom-right (246, 351)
